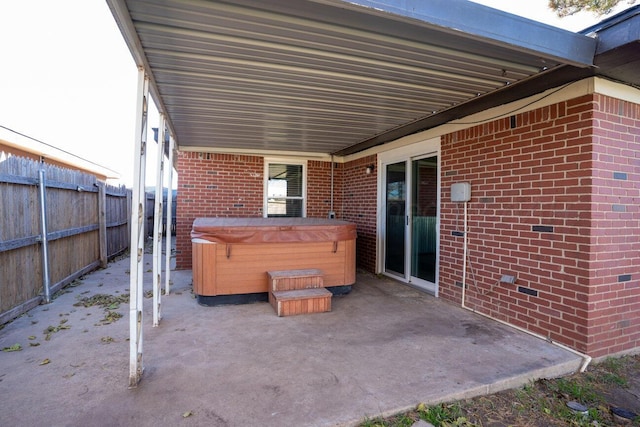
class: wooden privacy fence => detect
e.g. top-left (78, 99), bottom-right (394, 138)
top-left (0, 155), bottom-right (131, 324)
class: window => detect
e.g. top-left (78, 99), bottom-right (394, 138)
top-left (265, 160), bottom-right (306, 217)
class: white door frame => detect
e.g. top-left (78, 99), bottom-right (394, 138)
top-left (376, 137), bottom-right (441, 296)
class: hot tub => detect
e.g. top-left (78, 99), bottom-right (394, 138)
top-left (191, 218), bottom-right (357, 306)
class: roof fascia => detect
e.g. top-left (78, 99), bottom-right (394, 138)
top-left (589, 7), bottom-right (640, 54)
top-left (332, 0), bottom-right (596, 67)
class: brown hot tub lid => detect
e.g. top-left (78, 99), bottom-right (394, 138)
top-left (191, 217), bottom-right (357, 244)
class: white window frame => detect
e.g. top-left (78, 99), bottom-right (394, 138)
top-left (263, 158), bottom-right (307, 218)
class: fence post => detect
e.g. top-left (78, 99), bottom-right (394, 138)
top-left (38, 168), bottom-right (51, 304)
top-left (98, 182), bottom-right (108, 268)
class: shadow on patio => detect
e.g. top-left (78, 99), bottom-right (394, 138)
top-left (0, 254), bottom-right (582, 427)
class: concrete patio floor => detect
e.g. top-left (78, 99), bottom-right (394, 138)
top-left (0, 253), bottom-right (583, 427)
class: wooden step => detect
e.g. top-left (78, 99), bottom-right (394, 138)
top-left (269, 288), bottom-right (332, 317)
top-left (267, 268), bottom-right (324, 292)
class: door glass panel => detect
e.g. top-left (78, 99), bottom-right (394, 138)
top-left (411, 157), bottom-right (437, 283)
top-left (385, 162), bottom-right (406, 275)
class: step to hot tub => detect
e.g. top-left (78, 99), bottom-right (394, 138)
top-left (267, 268), bottom-right (324, 292)
top-left (267, 268), bottom-right (330, 316)
top-left (269, 288), bottom-right (332, 317)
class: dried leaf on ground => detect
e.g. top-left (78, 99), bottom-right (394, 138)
top-left (74, 293), bottom-right (129, 309)
top-left (74, 293), bottom-right (129, 325)
top-left (43, 319), bottom-right (72, 340)
top-left (97, 311), bottom-right (123, 325)
top-left (2, 343), bottom-right (22, 352)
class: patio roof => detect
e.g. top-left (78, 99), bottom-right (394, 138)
top-left (106, 0), bottom-right (599, 156)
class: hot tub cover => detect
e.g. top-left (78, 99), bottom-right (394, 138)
top-left (191, 218), bottom-right (357, 244)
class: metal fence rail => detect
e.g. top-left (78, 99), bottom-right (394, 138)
top-left (0, 154), bottom-right (130, 324)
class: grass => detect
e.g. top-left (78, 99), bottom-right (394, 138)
top-left (358, 354), bottom-right (640, 427)
top-left (362, 403), bottom-right (475, 427)
top-left (552, 377), bottom-right (600, 403)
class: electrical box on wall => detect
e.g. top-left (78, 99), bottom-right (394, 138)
top-left (451, 182), bottom-right (471, 202)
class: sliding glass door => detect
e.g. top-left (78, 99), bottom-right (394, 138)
top-left (384, 162), bottom-right (406, 276)
top-left (410, 157), bottom-right (438, 284)
top-left (383, 154), bottom-right (439, 294)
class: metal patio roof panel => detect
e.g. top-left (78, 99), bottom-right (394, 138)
top-left (108, 0), bottom-right (597, 154)
top-left (131, 12), bottom-right (545, 78)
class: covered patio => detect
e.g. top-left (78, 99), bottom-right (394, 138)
top-left (98, 0), bottom-right (640, 402)
top-left (1, 2), bottom-right (638, 425)
top-left (0, 251), bottom-right (582, 426)
top-left (103, 0), bottom-right (609, 387)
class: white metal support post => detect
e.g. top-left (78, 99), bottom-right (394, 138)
top-left (164, 134), bottom-right (175, 295)
top-left (129, 67), bottom-right (149, 388)
top-left (152, 115), bottom-right (166, 327)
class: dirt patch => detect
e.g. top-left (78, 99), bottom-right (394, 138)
top-left (360, 354), bottom-right (640, 427)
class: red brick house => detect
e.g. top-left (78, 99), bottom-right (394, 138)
top-left (109, 0), bottom-right (639, 359)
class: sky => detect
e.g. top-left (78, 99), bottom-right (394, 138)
top-left (0, 0), bottom-right (632, 187)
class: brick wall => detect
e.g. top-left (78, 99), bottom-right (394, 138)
top-left (175, 154), bottom-right (344, 269)
top-left (587, 94), bottom-right (640, 357)
top-left (439, 94), bottom-right (640, 357)
top-left (342, 155), bottom-right (378, 271)
top-left (175, 152), bottom-right (264, 269)
top-left (307, 160), bottom-right (343, 219)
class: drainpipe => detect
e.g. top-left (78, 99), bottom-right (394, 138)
top-left (460, 201), bottom-right (468, 307)
top-left (329, 154), bottom-right (335, 219)
top-left (38, 168), bottom-right (51, 303)
top-left (459, 201), bottom-right (591, 373)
